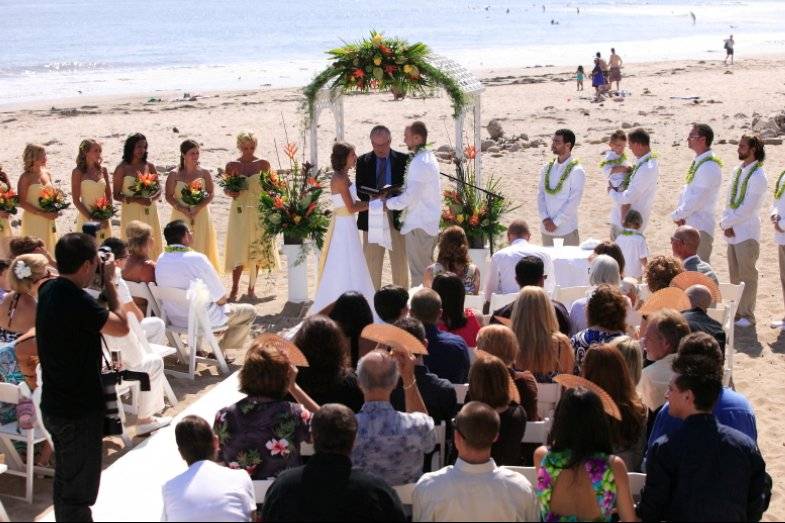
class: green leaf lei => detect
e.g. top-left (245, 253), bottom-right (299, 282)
top-left (619, 229), bottom-right (644, 237)
top-left (728, 162), bottom-right (762, 210)
top-left (686, 155), bottom-right (723, 184)
top-left (544, 159), bottom-right (580, 196)
top-left (599, 153), bottom-right (627, 169)
top-left (775, 170), bottom-right (785, 200)
top-left (621, 152), bottom-right (656, 191)
top-left (164, 245), bottom-right (190, 253)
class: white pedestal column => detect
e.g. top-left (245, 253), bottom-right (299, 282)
top-left (283, 243), bottom-right (309, 303)
top-left (469, 248), bottom-right (490, 292)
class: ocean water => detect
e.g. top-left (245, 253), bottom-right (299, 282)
top-left (1, 0), bottom-right (784, 105)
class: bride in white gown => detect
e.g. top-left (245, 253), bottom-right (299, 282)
top-left (308, 142), bottom-right (378, 316)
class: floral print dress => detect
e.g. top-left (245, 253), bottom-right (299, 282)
top-left (535, 450), bottom-right (617, 522)
top-left (214, 397), bottom-right (311, 480)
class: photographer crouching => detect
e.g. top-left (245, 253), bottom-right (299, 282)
top-left (37, 233), bottom-right (129, 522)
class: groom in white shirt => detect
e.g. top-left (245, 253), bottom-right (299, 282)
top-left (385, 121), bottom-right (441, 287)
top-left (609, 128), bottom-right (658, 235)
top-left (537, 129), bottom-right (586, 246)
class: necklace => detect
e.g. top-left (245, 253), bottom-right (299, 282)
top-left (686, 155), bottom-right (723, 184)
top-left (621, 152), bottom-right (656, 190)
top-left (775, 170), bottom-right (785, 200)
top-left (729, 161), bottom-right (762, 210)
top-left (164, 245), bottom-right (190, 253)
top-left (599, 153), bottom-right (627, 168)
top-left (544, 158), bottom-right (580, 195)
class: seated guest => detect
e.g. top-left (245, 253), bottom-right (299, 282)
top-left (423, 226), bottom-right (480, 295)
top-left (647, 332), bottom-right (757, 450)
top-left (534, 388), bottom-right (637, 522)
top-left (122, 220), bottom-right (157, 284)
top-left (511, 287), bottom-right (574, 383)
top-left (476, 325), bottom-right (539, 420)
top-left (638, 309), bottom-right (690, 412)
top-left (483, 219), bottom-right (555, 308)
top-left (214, 341), bottom-right (319, 479)
top-left (490, 256), bottom-right (570, 335)
top-left (644, 254), bottom-right (683, 293)
top-left (682, 284), bottom-right (726, 350)
top-left (156, 220), bottom-right (256, 356)
top-left (390, 317), bottom-right (458, 424)
top-left (466, 354), bottom-right (526, 466)
top-left (413, 401), bottom-right (538, 522)
top-left (373, 284), bottom-right (409, 324)
top-left (571, 284), bottom-right (628, 374)
top-left (293, 315), bottom-right (364, 413)
top-left (352, 348), bottom-right (436, 486)
top-left (433, 272), bottom-right (483, 347)
top-left (411, 288), bottom-right (471, 384)
top-left (569, 254), bottom-right (621, 334)
top-left (582, 346), bottom-right (648, 471)
top-left (592, 240), bottom-right (626, 277)
top-left (639, 346), bottom-right (771, 521)
top-left (9, 236), bottom-right (55, 268)
top-left (609, 336), bottom-right (644, 385)
top-left (670, 224), bottom-right (718, 284)
top-left (329, 291), bottom-right (375, 367)
top-left (262, 404), bottom-right (405, 522)
top-left (620, 276), bottom-right (643, 327)
top-left (163, 416), bottom-right (255, 522)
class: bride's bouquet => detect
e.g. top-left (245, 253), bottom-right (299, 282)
top-left (259, 142), bottom-right (330, 248)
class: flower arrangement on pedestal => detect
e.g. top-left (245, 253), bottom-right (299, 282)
top-left (441, 145), bottom-right (517, 249)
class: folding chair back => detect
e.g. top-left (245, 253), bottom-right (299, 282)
top-left (253, 480), bottom-right (274, 504)
top-left (125, 281), bottom-right (160, 317)
top-left (553, 286), bottom-right (591, 309)
top-left (537, 383), bottom-right (562, 419)
top-left (628, 472), bottom-right (647, 500)
top-left (126, 314), bottom-right (179, 407)
top-left (522, 420), bottom-right (551, 444)
top-left (503, 466), bottom-right (538, 485)
top-left (463, 294), bottom-right (484, 311)
top-left (453, 383), bottom-right (469, 405)
top-left (393, 483), bottom-right (416, 506)
top-left (489, 292), bottom-right (519, 312)
top-left (0, 383), bottom-right (19, 405)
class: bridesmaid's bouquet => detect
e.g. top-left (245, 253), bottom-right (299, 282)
top-left (90, 197), bottom-right (117, 220)
top-left (181, 179), bottom-right (208, 206)
top-left (0, 186), bottom-right (19, 215)
top-left (217, 173), bottom-right (248, 193)
top-left (38, 186), bottom-right (70, 213)
top-left (129, 172), bottom-right (161, 199)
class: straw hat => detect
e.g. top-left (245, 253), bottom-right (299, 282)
top-left (638, 287), bottom-right (691, 316)
top-left (553, 374), bottom-right (622, 420)
top-left (361, 324), bottom-right (428, 356)
top-left (255, 333), bottom-right (309, 367)
top-left (669, 271), bottom-right (721, 303)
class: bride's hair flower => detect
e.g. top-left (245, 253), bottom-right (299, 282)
top-left (13, 260), bottom-right (32, 280)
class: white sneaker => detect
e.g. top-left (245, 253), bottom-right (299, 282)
top-left (770, 319), bottom-right (785, 329)
top-left (135, 416), bottom-right (172, 437)
top-left (734, 318), bottom-right (753, 328)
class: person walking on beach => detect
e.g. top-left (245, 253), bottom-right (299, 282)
top-left (609, 48), bottom-right (623, 91)
top-left (724, 35), bottom-right (735, 65)
top-left (576, 66), bottom-right (585, 91)
top-left (672, 124), bottom-right (723, 263)
top-left (537, 129), bottom-right (586, 247)
top-left (591, 59), bottom-right (605, 98)
top-left (596, 52), bottom-right (610, 85)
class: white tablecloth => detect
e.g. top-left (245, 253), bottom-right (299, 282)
top-left (542, 246), bottom-right (593, 289)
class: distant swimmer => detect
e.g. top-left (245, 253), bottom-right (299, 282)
top-left (542, 5), bottom-right (546, 12)
top-left (577, 7), bottom-right (581, 15)
top-left (506, 8), bottom-right (510, 14)
top-left (690, 11), bottom-right (696, 25)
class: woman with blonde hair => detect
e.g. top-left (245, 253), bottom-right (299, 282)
top-left (424, 226), bottom-right (480, 294)
top-left (72, 139), bottom-right (113, 241)
top-left (608, 336), bottom-right (643, 385)
top-left (223, 132), bottom-right (280, 301)
top-left (476, 325), bottom-right (539, 420)
top-left (511, 286), bottom-right (574, 383)
top-left (18, 144), bottom-right (59, 254)
top-left (122, 220), bottom-right (157, 284)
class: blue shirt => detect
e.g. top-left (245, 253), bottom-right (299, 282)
top-left (375, 154), bottom-right (392, 187)
top-left (647, 387), bottom-right (757, 455)
top-left (423, 324), bottom-right (471, 384)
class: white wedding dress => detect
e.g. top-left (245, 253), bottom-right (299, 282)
top-left (308, 187), bottom-right (377, 317)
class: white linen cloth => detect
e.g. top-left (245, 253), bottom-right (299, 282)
top-left (537, 156), bottom-right (586, 237)
top-left (610, 152), bottom-right (659, 231)
top-left (155, 247), bottom-right (228, 328)
top-left (367, 199), bottom-right (392, 250)
top-left (386, 149), bottom-right (441, 236)
top-left (719, 163), bottom-right (768, 245)
top-left (671, 150), bottom-right (723, 235)
top-left (771, 190), bottom-right (785, 245)
top-left (639, 353), bottom-right (678, 411)
top-left (412, 458), bottom-right (538, 522)
top-left (484, 239), bottom-right (556, 302)
top-left (162, 460), bottom-right (255, 522)
top-left (541, 246), bottom-right (592, 289)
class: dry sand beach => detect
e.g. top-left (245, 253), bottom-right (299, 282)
top-left (0, 55), bottom-right (783, 520)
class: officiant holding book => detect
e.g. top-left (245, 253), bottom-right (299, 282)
top-left (356, 125), bottom-right (410, 289)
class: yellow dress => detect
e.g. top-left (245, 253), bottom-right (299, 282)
top-left (120, 175), bottom-right (163, 260)
top-left (75, 178), bottom-right (113, 242)
top-left (0, 182), bottom-right (14, 244)
top-left (21, 183), bottom-right (58, 254)
top-left (170, 178), bottom-right (221, 271)
top-left (224, 175), bottom-right (280, 273)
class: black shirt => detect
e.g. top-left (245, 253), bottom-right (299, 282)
top-left (390, 364), bottom-right (459, 423)
top-left (262, 453), bottom-right (406, 522)
top-left (295, 369), bottom-right (365, 413)
top-left (682, 308), bottom-right (726, 351)
top-left (37, 278), bottom-right (109, 419)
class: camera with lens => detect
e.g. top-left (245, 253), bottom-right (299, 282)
top-left (101, 367), bottom-right (151, 436)
top-left (90, 245), bottom-right (114, 293)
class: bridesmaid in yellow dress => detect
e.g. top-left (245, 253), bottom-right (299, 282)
top-left (112, 133), bottom-right (163, 260)
top-left (165, 139), bottom-right (220, 271)
top-left (72, 139), bottom-right (113, 241)
top-left (18, 144), bottom-right (59, 254)
top-left (0, 165), bottom-right (14, 258)
top-left (223, 132), bottom-right (281, 301)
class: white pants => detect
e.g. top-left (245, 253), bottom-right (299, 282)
top-left (140, 317), bottom-right (166, 345)
top-left (130, 354), bottom-right (166, 420)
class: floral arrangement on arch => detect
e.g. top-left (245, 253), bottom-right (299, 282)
top-left (441, 145), bottom-right (518, 249)
top-left (303, 31), bottom-right (468, 122)
top-left (259, 143), bottom-right (331, 247)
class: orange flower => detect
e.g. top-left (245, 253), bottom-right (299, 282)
top-left (273, 196), bottom-right (285, 209)
top-left (352, 68), bottom-right (366, 79)
top-left (40, 186), bottom-right (56, 199)
top-left (284, 143), bottom-right (298, 161)
top-left (306, 177), bottom-right (319, 188)
top-left (464, 145), bottom-right (477, 160)
top-left (95, 197), bottom-right (110, 210)
top-left (189, 179), bottom-right (204, 192)
top-left (469, 214), bottom-right (480, 227)
top-left (1, 189), bottom-right (16, 198)
top-left (379, 45), bottom-right (392, 55)
top-left (306, 202), bottom-right (317, 216)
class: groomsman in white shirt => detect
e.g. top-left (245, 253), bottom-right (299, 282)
top-left (720, 135), bottom-right (768, 327)
top-left (672, 124), bottom-right (723, 262)
top-left (770, 169), bottom-right (785, 329)
top-left (385, 121), bottom-right (441, 287)
top-left (609, 128), bottom-right (658, 234)
top-left (537, 129), bottom-right (586, 246)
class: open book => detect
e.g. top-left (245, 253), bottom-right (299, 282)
top-left (358, 184), bottom-right (403, 197)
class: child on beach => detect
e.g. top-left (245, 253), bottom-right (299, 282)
top-left (615, 210), bottom-right (649, 280)
top-left (576, 65), bottom-right (585, 91)
top-left (602, 130), bottom-right (629, 191)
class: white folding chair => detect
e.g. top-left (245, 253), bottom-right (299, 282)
top-left (638, 284), bottom-right (652, 303)
top-left (393, 483), bottom-right (417, 506)
top-left (127, 314), bottom-right (179, 407)
top-left (718, 281), bottom-right (744, 381)
top-left (453, 383), bottom-right (469, 405)
top-left (463, 294), bottom-right (485, 311)
top-left (489, 292), bottom-right (519, 312)
top-left (0, 465), bottom-right (9, 522)
top-left (253, 479), bottom-right (275, 504)
top-left (0, 383), bottom-right (54, 503)
top-left (125, 281), bottom-right (161, 318)
top-left (522, 419), bottom-right (551, 444)
top-left (300, 442), bottom-right (315, 456)
top-left (504, 465), bottom-right (538, 485)
top-left (537, 383), bottom-right (562, 420)
top-left (628, 472), bottom-right (647, 500)
top-left (148, 283), bottom-right (230, 380)
top-left (707, 304), bottom-right (734, 386)
top-left (553, 285), bottom-right (591, 309)
top-left (431, 421), bottom-right (447, 470)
